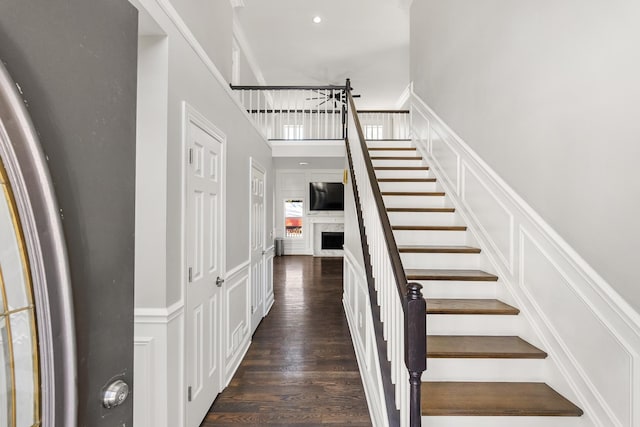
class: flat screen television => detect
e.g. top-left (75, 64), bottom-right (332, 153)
top-left (309, 182), bottom-right (344, 211)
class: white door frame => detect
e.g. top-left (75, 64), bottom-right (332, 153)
top-left (181, 102), bottom-right (226, 426)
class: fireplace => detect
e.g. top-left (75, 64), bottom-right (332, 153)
top-left (321, 232), bottom-right (344, 250)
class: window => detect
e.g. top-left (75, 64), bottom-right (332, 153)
top-left (284, 199), bottom-right (303, 238)
top-left (364, 124), bottom-right (383, 140)
top-left (283, 124), bottom-right (304, 140)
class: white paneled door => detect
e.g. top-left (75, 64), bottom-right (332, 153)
top-left (250, 161), bottom-right (266, 334)
top-left (185, 115), bottom-right (224, 427)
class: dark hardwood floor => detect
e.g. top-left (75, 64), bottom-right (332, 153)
top-left (201, 255), bottom-right (372, 426)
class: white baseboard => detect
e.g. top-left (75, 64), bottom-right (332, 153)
top-left (410, 88), bottom-right (640, 427)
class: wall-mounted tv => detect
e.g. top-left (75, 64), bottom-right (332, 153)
top-left (309, 182), bottom-right (344, 211)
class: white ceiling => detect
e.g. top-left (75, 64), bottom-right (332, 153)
top-left (234, 0), bottom-right (410, 109)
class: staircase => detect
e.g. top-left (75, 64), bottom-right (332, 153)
top-left (367, 138), bottom-right (584, 425)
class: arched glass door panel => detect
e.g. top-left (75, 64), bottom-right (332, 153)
top-left (0, 158), bottom-right (39, 425)
top-left (0, 62), bottom-right (76, 427)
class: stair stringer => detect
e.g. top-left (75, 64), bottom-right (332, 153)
top-left (410, 87), bottom-right (640, 427)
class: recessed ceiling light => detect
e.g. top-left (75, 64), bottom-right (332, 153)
top-left (312, 16), bottom-right (322, 24)
top-left (299, 162), bottom-right (309, 165)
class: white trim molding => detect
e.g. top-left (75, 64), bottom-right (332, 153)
top-left (136, 0), bottom-right (270, 145)
top-left (395, 82), bottom-right (411, 109)
top-left (343, 248), bottom-right (389, 427)
top-left (134, 302), bottom-right (185, 427)
top-left (223, 260), bottom-right (252, 385)
top-left (410, 86), bottom-right (640, 427)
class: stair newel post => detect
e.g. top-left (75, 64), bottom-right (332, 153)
top-left (405, 282), bottom-right (426, 427)
top-left (343, 79), bottom-right (351, 139)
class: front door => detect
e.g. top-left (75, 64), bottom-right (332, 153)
top-left (185, 115), bottom-right (224, 426)
top-left (250, 161), bottom-right (266, 334)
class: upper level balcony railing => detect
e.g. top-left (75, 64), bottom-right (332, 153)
top-left (231, 84), bottom-right (411, 141)
top-left (230, 85), bottom-right (347, 140)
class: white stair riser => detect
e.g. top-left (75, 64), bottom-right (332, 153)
top-left (366, 140), bottom-right (414, 148)
top-left (374, 169), bottom-right (430, 179)
top-left (400, 252), bottom-right (482, 270)
top-left (423, 358), bottom-right (546, 382)
top-left (418, 280), bottom-right (498, 299)
top-left (421, 416), bottom-right (588, 427)
top-left (393, 229), bottom-right (468, 246)
top-left (371, 158), bottom-right (423, 167)
top-left (378, 181), bottom-right (439, 192)
top-left (427, 314), bottom-right (525, 335)
top-left (388, 212), bottom-right (459, 226)
top-left (383, 195), bottom-right (446, 208)
top-left (368, 149), bottom-right (419, 157)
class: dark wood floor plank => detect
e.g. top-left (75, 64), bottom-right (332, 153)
top-left (202, 256), bottom-right (372, 426)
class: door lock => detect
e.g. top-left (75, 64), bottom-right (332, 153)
top-left (216, 276), bottom-right (224, 287)
top-left (102, 379), bottom-right (129, 408)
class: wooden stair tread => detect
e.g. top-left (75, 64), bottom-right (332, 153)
top-left (368, 147), bottom-right (416, 151)
top-left (426, 299), bottom-right (520, 315)
top-left (366, 138), bottom-right (412, 141)
top-left (370, 156), bottom-right (423, 160)
top-left (374, 166), bottom-right (429, 170)
top-left (378, 178), bottom-right (436, 182)
top-left (387, 207), bottom-right (455, 213)
top-left (399, 245), bottom-right (479, 253)
top-left (382, 191), bottom-right (445, 196)
top-left (406, 269), bottom-right (498, 281)
top-left (393, 225), bottom-right (467, 231)
top-left (427, 335), bottom-right (547, 359)
top-left (422, 382), bottom-right (583, 416)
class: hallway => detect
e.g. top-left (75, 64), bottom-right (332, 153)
top-left (201, 255), bottom-right (372, 426)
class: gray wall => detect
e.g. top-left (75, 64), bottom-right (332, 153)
top-left (171, 0), bottom-right (233, 82)
top-left (0, 1), bottom-right (138, 426)
top-left (410, 0), bottom-right (640, 311)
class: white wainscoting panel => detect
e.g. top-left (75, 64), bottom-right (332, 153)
top-left (462, 162), bottom-right (514, 272)
top-left (410, 86), bottom-right (640, 427)
top-left (264, 246), bottom-right (275, 315)
top-left (134, 302), bottom-right (185, 427)
top-left (343, 248), bottom-right (388, 427)
top-left (134, 336), bottom-right (155, 427)
top-left (223, 260), bottom-right (251, 385)
top-left (520, 229), bottom-right (633, 425)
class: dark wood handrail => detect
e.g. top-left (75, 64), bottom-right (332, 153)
top-left (245, 109), bottom-right (342, 114)
top-left (345, 80), bottom-right (409, 304)
top-left (230, 84), bottom-right (346, 90)
top-left (357, 109), bottom-right (410, 114)
top-left (345, 78), bottom-right (426, 427)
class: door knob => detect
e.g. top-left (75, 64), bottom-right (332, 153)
top-left (216, 276), bottom-right (224, 287)
top-left (102, 379), bottom-right (129, 408)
